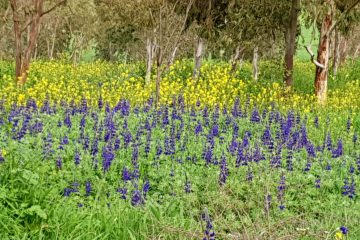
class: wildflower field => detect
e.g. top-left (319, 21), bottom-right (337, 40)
top-left (0, 60), bottom-right (360, 239)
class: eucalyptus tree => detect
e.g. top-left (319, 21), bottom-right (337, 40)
top-left (225, 0), bottom-right (292, 79)
top-left (303, 0), bottom-right (360, 103)
top-left (10, 0), bottom-right (67, 84)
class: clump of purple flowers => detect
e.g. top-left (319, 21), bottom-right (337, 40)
top-left (218, 154), bottom-right (228, 186)
top-left (342, 177), bottom-right (356, 199)
top-left (202, 209), bottom-right (215, 240)
top-left (277, 174), bottom-right (286, 210)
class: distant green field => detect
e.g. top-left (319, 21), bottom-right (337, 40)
top-left (296, 24), bottom-right (320, 61)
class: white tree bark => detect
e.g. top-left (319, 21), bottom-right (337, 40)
top-left (193, 37), bottom-right (204, 79)
top-left (145, 38), bottom-right (153, 85)
top-left (252, 46), bottom-right (259, 81)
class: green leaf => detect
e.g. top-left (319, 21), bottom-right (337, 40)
top-left (149, 203), bottom-right (161, 221)
top-left (27, 205), bottom-right (47, 220)
top-left (127, 229), bottom-right (137, 240)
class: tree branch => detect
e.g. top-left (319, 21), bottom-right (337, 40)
top-left (20, 0), bottom-right (67, 33)
top-left (305, 45), bottom-right (325, 69)
top-left (327, 0), bottom-right (360, 36)
top-left (41, 0), bottom-right (67, 17)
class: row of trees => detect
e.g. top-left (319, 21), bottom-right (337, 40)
top-left (1, 0), bottom-right (360, 104)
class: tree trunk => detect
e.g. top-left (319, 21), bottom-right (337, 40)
top-left (230, 46), bottom-right (244, 74)
top-left (166, 46), bottom-right (178, 70)
top-left (315, 4), bottom-right (333, 104)
top-left (252, 46), bottom-right (259, 81)
top-left (10, 0), bottom-right (66, 84)
top-left (20, 0), bottom-right (44, 84)
top-left (11, 0), bottom-right (23, 82)
top-left (353, 45), bottom-right (360, 63)
top-left (50, 19), bottom-right (58, 59)
top-left (145, 38), bottom-right (153, 85)
top-left (155, 47), bottom-right (162, 108)
top-left (332, 32), bottom-right (339, 76)
top-left (284, 0), bottom-right (300, 88)
top-left (340, 37), bottom-right (348, 64)
top-left (332, 28), bottom-right (341, 77)
top-left (193, 37), bottom-right (203, 79)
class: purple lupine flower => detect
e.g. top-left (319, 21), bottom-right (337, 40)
top-left (288, 131), bottom-right (299, 150)
top-left (123, 132), bottom-right (132, 148)
top-left (43, 133), bottom-right (54, 159)
top-left (61, 136), bottom-right (69, 145)
top-left (340, 226), bottom-right (348, 235)
top-left (122, 167), bottom-right (132, 182)
top-left (250, 108), bottom-right (261, 123)
top-left (315, 177), bottom-right (321, 188)
top-left (85, 181), bottom-right (92, 196)
top-left (325, 132), bottom-right (332, 151)
top-left (342, 177), bottom-right (356, 199)
top-left (211, 124), bottom-right (219, 137)
top-left (56, 156), bottom-right (63, 170)
top-left (102, 145), bottom-right (115, 172)
top-left (91, 138), bottom-right (99, 157)
top-left (286, 150), bottom-right (293, 171)
top-left (277, 174), bottom-right (286, 210)
top-left (162, 107), bottom-right (170, 126)
top-left (296, 113), bottom-right (301, 125)
top-left (114, 137), bottom-right (121, 150)
top-left (81, 97), bottom-right (88, 113)
top-left (314, 116), bottom-right (319, 128)
top-left (202, 209), bottom-right (216, 240)
top-left (252, 143), bottom-right (265, 162)
top-left (74, 151), bottom-right (80, 165)
top-left (132, 144), bottom-right (139, 164)
top-left (246, 168), bottom-right (253, 182)
top-left (349, 165), bottom-right (355, 174)
top-left (325, 162), bottom-right (332, 171)
top-left (83, 136), bottom-right (90, 151)
top-left (120, 100), bottom-right (130, 116)
top-left (31, 120), bottom-right (43, 134)
top-left (235, 147), bottom-right (247, 167)
top-left (353, 132), bottom-right (358, 146)
top-left (262, 127), bottom-right (274, 151)
top-left (299, 124), bottom-right (308, 148)
top-left (232, 123), bottom-right (239, 139)
top-left (332, 139), bottom-right (343, 158)
top-left (80, 115), bottom-right (86, 129)
top-left (0, 151), bottom-right (4, 163)
top-left (306, 141), bottom-right (316, 158)
top-left (303, 159), bottom-right (312, 172)
top-left (144, 133), bottom-right (151, 156)
top-left (131, 189), bottom-right (144, 206)
top-left (264, 193), bottom-right (272, 215)
top-left (207, 133), bottom-right (215, 149)
top-left (40, 96), bottom-right (51, 114)
top-left (228, 138), bottom-right (238, 156)
top-left (204, 146), bottom-right (213, 165)
top-left (156, 143), bottom-right (162, 157)
top-left (63, 188), bottom-right (74, 197)
top-left (218, 154), bottom-right (228, 186)
top-left (117, 187), bottom-right (127, 199)
top-left (270, 147), bottom-right (282, 168)
top-left (164, 136), bottom-right (172, 155)
top-left (347, 117), bottom-right (351, 132)
top-left (64, 114), bottom-right (72, 129)
top-left (195, 121), bottom-right (203, 135)
top-left (142, 180), bottom-right (150, 198)
top-left (212, 105), bottom-right (220, 122)
top-left (98, 97), bottom-right (103, 110)
top-left (184, 179), bottom-right (191, 193)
